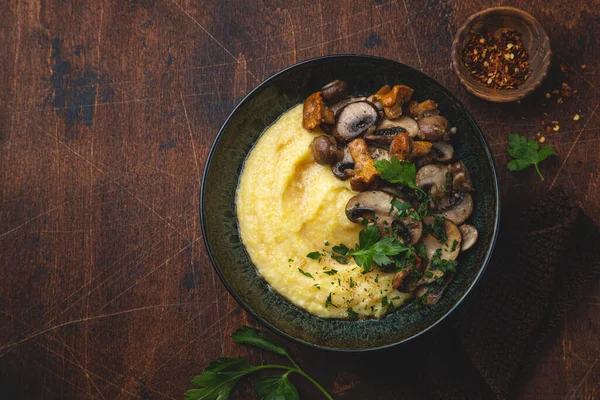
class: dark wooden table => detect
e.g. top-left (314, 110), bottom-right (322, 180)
top-left (1, 1), bottom-right (598, 399)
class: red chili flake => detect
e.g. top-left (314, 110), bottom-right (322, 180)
top-left (462, 29), bottom-right (532, 89)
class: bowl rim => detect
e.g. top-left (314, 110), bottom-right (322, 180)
top-left (200, 54), bottom-right (501, 352)
top-left (450, 6), bottom-right (552, 103)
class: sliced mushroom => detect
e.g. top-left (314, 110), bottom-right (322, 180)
top-left (331, 147), bottom-right (354, 180)
top-left (458, 224), bottom-right (478, 251)
top-left (397, 254), bottom-right (425, 292)
top-left (437, 192), bottom-right (473, 225)
top-left (330, 96), bottom-right (367, 115)
top-left (416, 164), bottom-right (449, 198)
top-left (333, 101), bottom-right (379, 142)
top-left (417, 274), bottom-right (454, 305)
top-left (348, 138), bottom-right (380, 190)
top-left (431, 141), bottom-right (454, 163)
top-left (409, 99), bottom-right (438, 119)
top-left (417, 115), bottom-right (450, 141)
top-left (364, 126), bottom-right (406, 146)
top-left (310, 135), bottom-right (342, 165)
top-left (392, 269), bottom-right (410, 290)
top-left (321, 80), bottom-right (348, 104)
top-left (450, 160), bottom-right (473, 192)
top-left (377, 116), bottom-right (420, 138)
top-left (345, 191), bottom-right (422, 245)
top-left (302, 92), bottom-right (334, 131)
top-left (422, 216), bottom-right (462, 260)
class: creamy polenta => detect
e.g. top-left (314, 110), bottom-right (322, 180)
top-left (236, 105), bottom-right (412, 319)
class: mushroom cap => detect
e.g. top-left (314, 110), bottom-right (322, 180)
top-left (321, 80), bottom-right (348, 104)
top-left (458, 224), bottom-right (478, 251)
top-left (333, 101), bottom-right (380, 142)
top-left (437, 192), bottom-right (473, 225)
top-left (450, 160), bottom-right (473, 192)
top-left (417, 115), bottom-right (450, 141)
top-left (310, 135), bottom-right (342, 165)
top-left (329, 96), bottom-right (367, 115)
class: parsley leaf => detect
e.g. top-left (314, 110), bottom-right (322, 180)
top-left (254, 375), bottom-right (299, 400)
top-left (331, 255), bottom-right (348, 264)
top-left (374, 159), bottom-right (425, 194)
top-left (323, 269), bottom-right (338, 275)
top-left (507, 134), bottom-right (556, 181)
top-left (325, 293), bottom-right (338, 308)
top-left (306, 251), bottom-right (322, 260)
top-left (332, 244), bottom-right (350, 255)
top-left (347, 307), bottom-right (359, 320)
top-left (185, 357), bottom-right (255, 400)
top-left (231, 326), bottom-right (288, 357)
top-left (186, 326), bottom-right (333, 400)
top-left (297, 268), bottom-right (314, 279)
top-left (349, 225), bottom-right (411, 272)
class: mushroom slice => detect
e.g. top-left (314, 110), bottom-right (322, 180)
top-left (310, 135), bottom-right (342, 165)
top-left (396, 254), bottom-right (425, 292)
top-left (409, 99), bottom-right (438, 119)
top-left (321, 80), bottom-right (348, 104)
top-left (345, 191), bottom-right (422, 244)
top-left (438, 192), bottom-right (473, 225)
top-left (377, 116), bottom-right (420, 138)
top-left (458, 224), bottom-right (478, 251)
top-left (416, 164), bottom-right (449, 198)
top-left (417, 115), bottom-right (450, 141)
top-left (431, 141), bottom-right (454, 163)
top-left (330, 96), bottom-right (367, 115)
top-left (364, 126), bottom-right (407, 146)
top-left (348, 138), bottom-right (380, 191)
top-left (333, 101), bottom-right (380, 142)
top-left (450, 160), bottom-right (473, 192)
top-left (302, 92), bottom-right (335, 131)
top-left (331, 147), bottom-right (354, 180)
top-left (416, 274), bottom-right (454, 305)
top-left (422, 216), bottom-right (462, 260)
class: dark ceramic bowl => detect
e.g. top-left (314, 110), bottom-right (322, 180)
top-left (201, 55), bottom-right (500, 351)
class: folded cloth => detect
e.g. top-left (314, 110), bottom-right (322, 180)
top-left (410, 188), bottom-right (600, 400)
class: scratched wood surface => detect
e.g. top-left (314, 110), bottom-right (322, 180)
top-left (0, 0), bottom-right (598, 399)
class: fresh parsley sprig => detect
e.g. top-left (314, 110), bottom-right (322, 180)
top-left (185, 326), bottom-right (333, 400)
top-left (507, 134), bottom-right (556, 181)
top-left (374, 158), bottom-right (426, 195)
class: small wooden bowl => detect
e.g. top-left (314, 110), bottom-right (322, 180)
top-left (451, 7), bottom-right (552, 103)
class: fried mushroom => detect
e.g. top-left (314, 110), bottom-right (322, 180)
top-left (348, 138), bottom-right (380, 190)
top-left (333, 101), bottom-right (380, 142)
top-left (302, 92), bottom-right (334, 131)
top-left (310, 135), bottom-right (342, 165)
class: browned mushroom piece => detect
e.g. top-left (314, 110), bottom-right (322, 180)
top-left (416, 274), bottom-right (454, 305)
top-left (450, 160), bottom-right (473, 192)
top-left (309, 135), bottom-right (342, 165)
top-left (348, 138), bottom-right (380, 191)
top-left (372, 85), bottom-right (414, 120)
top-left (320, 80), bottom-right (348, 104)
top-left (331, 147), bottom-right (354, 180)
top-left (416, 164), bottom-right (449, 199)
top-left (389, 131), bottom-right (413, 161)
top-left (330, 96), bottom-right (367, 115)
top-left (302, 92), bottom-right (335, 131)
top-left (333, 101), bottom-right (380, 143)
top-left (369, 147), bottom-right (391, 161)
top-left (417, 115), bottom-right (451, 141)
top-left (396, 254), bottom-right (425, 292)
top-left (409, 99), bottom-right (438, 119)
top-left (345, 191), bottom-right (423, 245)
top-left (438, 192), bottom-right (473, 225)
top-left (417, 220), bottom-right (461, 285)
top-left (376, 116), bottom-right (420, 139)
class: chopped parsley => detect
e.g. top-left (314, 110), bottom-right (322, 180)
top-left (349, 277), bottom-right (356, 288)
top-left (324, 240), bottom-right (330, 246)
top-left (323, 269), bottom-right (338, 276)
top-left (430, 248), bottom-right (457, 274)
top-left (313, 283), bottom-right (320, 290)
top-left (331, 255), bottom-right (348, 264)
top-left (306, 251), bottom-right (322, 260)
top-left (332, 244), bottom-right (350, 255)
top-left (381, 296), bottom-right (389, 307)
top-left (451, 239), bottom-right (458, 251)
top-left (297, 268), bottom-right (314, 279)
top-left (347, 307), bottom-right (359, 320)
top-left (325, 293), bottom-right (338, 308)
